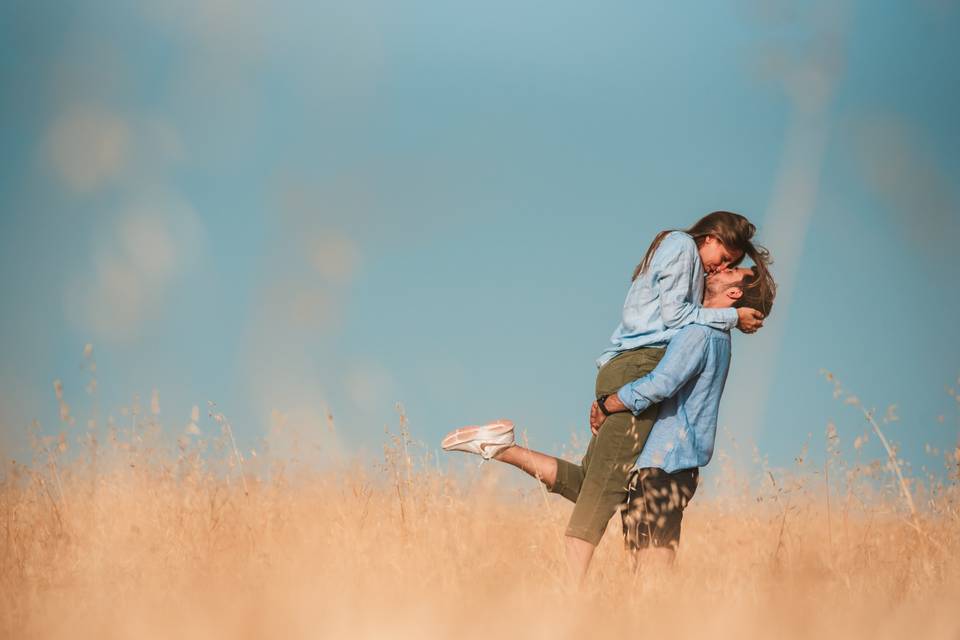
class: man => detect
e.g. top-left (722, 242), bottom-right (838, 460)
top-left (441, 266), bottom-right (773, 582)
top-left (590, 265), bottom-right (774, 565)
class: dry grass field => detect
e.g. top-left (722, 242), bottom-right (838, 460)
top-left (2, 384), bottom-right (959, 640)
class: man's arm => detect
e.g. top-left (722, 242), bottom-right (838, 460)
top-left (591, 327), bottom-right (709, 432)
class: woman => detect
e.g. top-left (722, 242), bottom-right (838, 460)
top-left (442, 211), bottom-right (774, 584)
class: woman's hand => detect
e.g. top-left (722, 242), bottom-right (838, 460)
top-left (736, 307), bottom-right (764, 333)
top-left (589, 401), bottom-right (606, 435)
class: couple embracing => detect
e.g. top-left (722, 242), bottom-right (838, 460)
top-left (442, 211), bottom-right (777, 584)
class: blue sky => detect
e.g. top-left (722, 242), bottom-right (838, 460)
top-left (2, 1), bottom-right (958, 481)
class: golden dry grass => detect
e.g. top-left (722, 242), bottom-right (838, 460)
top-left (2, 404), bottom-right (959, 640)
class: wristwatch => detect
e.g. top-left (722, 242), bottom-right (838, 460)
top-left (596, 394), bottom-right (613, 416)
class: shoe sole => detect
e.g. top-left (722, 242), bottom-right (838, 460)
top-left (441, 420), bottom-right (514, 450)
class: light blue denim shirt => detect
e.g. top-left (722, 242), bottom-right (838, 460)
top-left (616, 323), bottom-right (731, 473)
top-left (597, 231), bottom-right (737, 368)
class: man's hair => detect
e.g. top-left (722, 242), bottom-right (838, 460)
top-left (732, 266), bottom-right (775, 317)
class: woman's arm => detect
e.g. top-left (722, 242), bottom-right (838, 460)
top-left (656, 243), bottom-right (738, 330)
top-left (655, 235), bottom-right (762, 333)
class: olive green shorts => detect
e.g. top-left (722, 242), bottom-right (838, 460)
top-left (551, 346), bottom-right (665, 545)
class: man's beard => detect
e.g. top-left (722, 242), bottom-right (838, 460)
top-left (704, 283), bottom-right (729, 297)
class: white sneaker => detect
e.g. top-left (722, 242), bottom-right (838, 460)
top-left (441, 419), bottom-right (515, 461)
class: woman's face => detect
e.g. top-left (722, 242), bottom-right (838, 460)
top-left (699, 235), bottom-right (743, 275)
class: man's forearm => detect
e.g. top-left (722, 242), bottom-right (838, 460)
top-left (590, 394), bottom-right (630, 434)
top-left (599, 393), bottom-right (628, 414)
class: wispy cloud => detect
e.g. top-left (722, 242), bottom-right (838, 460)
top-left (64, 194), bottom-right (204, 342)
top-left (43, 106), bottom-right (131, 193)
top-left (41, 57), bottom-right (199, 342)
top-left (724, 0), bottom-right (850, 454)
top-left (309, 231), bottom-right (362, 287)
top-left (852, 114), bottom-right (958, 252)
top-left (344, 361), bottom-right (395, 416)
top-left (239, 188), bottom-right (369, 441)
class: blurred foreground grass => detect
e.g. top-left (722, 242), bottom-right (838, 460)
top-left (2, 368), bottom-right (959, 639)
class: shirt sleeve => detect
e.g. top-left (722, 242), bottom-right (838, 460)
top-left (616, 327), bottom-right (710, 414)
top-left (655, 238), bottom-right (738, 330)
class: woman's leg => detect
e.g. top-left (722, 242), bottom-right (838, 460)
top-left (560, 348), bottom-right (666, 585)
top-left (558, 409), bottom-right (643, 586)
top-left (564, 536), bottom-right (597, 586)
top-left (453, 348), bottom-right (664, 585)
top-left (492, 444), bottom-right (596, 584)
top-left (494, 434), bottom-right (602, 501)
top-left (493, 445), bottom-right (558, 489)
top-left (501, 348), bottom-right (666, 586)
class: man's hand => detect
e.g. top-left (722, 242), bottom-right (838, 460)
top-left (736, 307), bottom-right (764, 334)
top-left (590, 401), bottom-right (606, 435)
top-left (589, 394), bottom-right (628, 435)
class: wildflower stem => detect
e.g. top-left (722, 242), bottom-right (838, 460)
top-left (223, 419), bottom-right (249, 497)
top-left (860, 407), bottom-right (924, 549)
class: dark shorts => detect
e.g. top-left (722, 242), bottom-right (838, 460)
top-left (621, 467), bottom-right (699, 551)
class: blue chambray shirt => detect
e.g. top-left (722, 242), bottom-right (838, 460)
top-left (616, 323), bottom-right (732, 473)
top-left (597, 231), bottom-right (737, 368)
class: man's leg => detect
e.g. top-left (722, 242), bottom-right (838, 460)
top-left (622, 467), bottom-right (699, 571)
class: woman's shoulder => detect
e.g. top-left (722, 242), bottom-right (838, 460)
top-left (654, 231), bottom-right (697, 261)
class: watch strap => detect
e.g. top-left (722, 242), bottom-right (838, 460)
top-left (596, 394), bottom-right (613, 416)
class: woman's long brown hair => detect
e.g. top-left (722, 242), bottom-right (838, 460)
top-left (632, 211), bottom-right (776, 311)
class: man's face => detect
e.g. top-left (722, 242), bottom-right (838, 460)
top-left (704, 267), bottom-right (753, 307)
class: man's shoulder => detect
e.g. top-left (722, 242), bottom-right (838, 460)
top-left (676, 324), bottom-right (731, 346)
top-left (669, 325), bottom-right (712, 356)
top-left (675, 323), bottom-right (722, 339)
